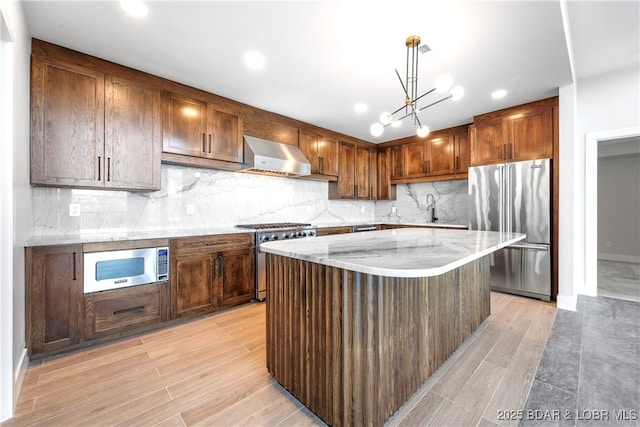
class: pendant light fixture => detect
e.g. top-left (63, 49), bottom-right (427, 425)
top-left (371, 35), bottom-right (464, 138)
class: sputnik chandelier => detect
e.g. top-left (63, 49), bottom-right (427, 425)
top-left (370, 35), bottom-right (464, 138)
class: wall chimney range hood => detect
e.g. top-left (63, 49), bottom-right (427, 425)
top-left (239, 135), bottom-right (311, 178)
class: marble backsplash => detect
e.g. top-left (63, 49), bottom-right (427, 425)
top-left (31, 165), bottom-right (469, 237)
top-left (375, 180), bottom-right (469, 225)
top-left (32, 165), bottom-right (375, 237)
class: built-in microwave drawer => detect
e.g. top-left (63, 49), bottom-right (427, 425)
top-left (84, 282), bottom-right (168, 340)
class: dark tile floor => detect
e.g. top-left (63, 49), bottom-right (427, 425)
top-left (520, 295), bottom-right (640, 426)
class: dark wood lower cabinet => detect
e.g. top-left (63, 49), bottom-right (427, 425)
top-left (84, 282), bottom-right (168, 340)
top-left (170, 233), bottom-right (255, 319)
top-left (26, 233), bottom-right (255, 359)
top-left (26, 244), bottom-right (83, 356)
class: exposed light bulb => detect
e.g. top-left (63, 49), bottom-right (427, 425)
top-left (379, 112), bottom-right (393, 126)
top-left (434, 75), bottom-right (453, 93)
top-left (450, 86), bottom-right (465, 101)
top-left (416, 125), bottom-right (430, 138)
top-left (370, 123), bottom-right (384, 137)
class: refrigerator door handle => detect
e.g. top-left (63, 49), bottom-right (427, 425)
top-left (509, 243), bottom-right (550, 251)
top-left (498, 164), bottom-right (504, 233)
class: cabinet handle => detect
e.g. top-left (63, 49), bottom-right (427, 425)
top-left (423, 160), bottom-right (427, 173)
top-left (202, 133), bottom-right (206, 153)
top-left (107, 157), bottom-right (111, 182)
top-left (370, 186), bottom-right (373, 199)
top-left (427, 160), bottom-right (431, 174)
top-left (319, 156), bottom-right (324, 172)
top-left (97, 156), bottom-right (101, 181)
top-left (208, 134), bottom-right (212, 154)
top-left (72, 252), bottom-right (77, 280)
top-left (509, 143), bottom-right (513, 159)
top-left (456, 156), bottom-right (459, 171)
top-left (205, 241), bottom-right (227, 246)
top-left (113, 306), bottom-right (145, 315)
top-left (212, 258), bottom-right (217, 278)
top-left (218, 256), bottom-right (223, 277)
top-left (503, 144), bottom-right (507, 160)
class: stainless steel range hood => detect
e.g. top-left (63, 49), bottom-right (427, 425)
top-left (239, 135), bottom-right (311, 178)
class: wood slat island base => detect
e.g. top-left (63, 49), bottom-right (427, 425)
top-left (266, 253), bottom-right (491, 427)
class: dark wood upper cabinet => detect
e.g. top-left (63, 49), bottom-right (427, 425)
top-left (26, 244), bottom-right (83, 356)
top-left (162, 91), bottom-right (243, 164)
top-left (454, 129), bottom-right (470, 174)
top-left (31, 58), bottom-right (105, 187)
top-left (426, 134), bottom-right (455, 176)
top-left (298, 130), bottom-right (339, 177)
top-left (390, 145), bottom-right (405, 181)
top-left (376, 146), bottom-right (396, 201)
top-left (471, 97), bottom-right (556, 166)
top-left (330, 142), bottom-right (375, 200)
top-left (30, 41), bottom-right (161, 190)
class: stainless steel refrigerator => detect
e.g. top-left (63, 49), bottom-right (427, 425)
top-left (468, 158), bottom-right (551, 301)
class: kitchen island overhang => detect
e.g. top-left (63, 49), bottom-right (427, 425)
top-left (261, 228), bottom-right (525, 426)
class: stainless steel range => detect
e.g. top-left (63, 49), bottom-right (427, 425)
top-left (235, 222), bottom-right (316, 301)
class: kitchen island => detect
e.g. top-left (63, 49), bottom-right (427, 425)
top-left (260, 228), bottom-right (525, 427)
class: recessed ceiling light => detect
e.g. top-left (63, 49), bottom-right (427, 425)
top-left (492, 89), bottom-right (508, 99)
top-left (354, 103), bottom-right (368, 113)
top-left (244, 51), bottom-right (265, 71)
top-left (119, 0), bottom-right (148, 18)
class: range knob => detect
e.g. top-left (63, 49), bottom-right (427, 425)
top-left (283, 233), bottom-right (290, 239)
top-left (271, 234), bottom-right (279, 241)
top-left (295, 231), bottom-right (303, 237)
top-left (307, 230), bottom-right (316, 236)
top-left (259, 235), bottom-right (269, 243)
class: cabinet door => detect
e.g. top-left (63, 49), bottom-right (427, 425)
top-left (505, 108), bottom-right (553, 161)
top-left (208, 106), bottom-right (243, 163)
top-left (219, 249), bottom-right (255, 308)
top-left (31, 57), bottom-right (104, 187)
top-left (369, 148), bottom-right (378, 200)
top-left (162, 91), bottom-right (208, 158)
top-left (427, 135), bottom-right (455, 176)
top-left (404, 142), bottom-right (427, 178)
top-left (318, 136), bottom-right (339, 176)
top-left (454, 131), bottom-right (470, 174)
top-left (390, 145), bottom-right (404, 181)
top-left (172, 253), bottom-right (217, 318)
top-left (376, 147), bottom-right (396, 200)
top-left (470, 121), bottom-right (505, 166)
top-left (337, 142), bottom-right (356, 198)
top-left (298, 131), bottom-right (320, 173)
top-left (105, 75), bottom-right (162, 190)
top-left (26, 245), bottom-right (83, 356)
top-left (355, 146), bottom-right (371, 199)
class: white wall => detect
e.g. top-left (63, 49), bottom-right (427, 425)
top-left (568, 65), bottom-right (640, 303)
top-left (0, 0), bottom-right (31, 421)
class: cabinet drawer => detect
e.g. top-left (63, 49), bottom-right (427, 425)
top-left (84, 282), bottom-right (168, 340)
top-left (172, 233), bottom-right (254, 255)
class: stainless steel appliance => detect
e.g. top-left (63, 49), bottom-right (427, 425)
top-left (235, 222), bottom-right (316, 301)
top-left (83, 246), bottom-right (169, 293)
top-left (468, 158), bottom-right (551, 300)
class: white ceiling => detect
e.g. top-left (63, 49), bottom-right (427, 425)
top-left (21, 1), bottom-right (639, 143)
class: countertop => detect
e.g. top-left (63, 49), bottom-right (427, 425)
top-left (260, 228), bottom-right (525, 278)
top-left (24, 222), bottom-right (468, 247)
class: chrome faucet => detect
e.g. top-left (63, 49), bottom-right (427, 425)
top-left (426, 193), bottom-right (437, 223)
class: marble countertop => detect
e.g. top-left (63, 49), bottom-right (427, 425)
top-left (24, 227), bottom-right (251, 247)
top-left (260, 228), bottom-right (525, 278)
top-left (25, 222), bottom-right (468, 247)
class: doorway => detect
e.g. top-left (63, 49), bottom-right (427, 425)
top-left (596, 137), bottom-right (640, 302)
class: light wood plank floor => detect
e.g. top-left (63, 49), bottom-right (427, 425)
top-left (3, 292), bottom-right (556, 427)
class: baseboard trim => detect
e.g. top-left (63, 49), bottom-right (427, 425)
top-left (598, 253), bottom-right (640, 264)
top-left (13, 348), bottom-right (27, 412)
top-left (556, 294), bottom-right (578, 311)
